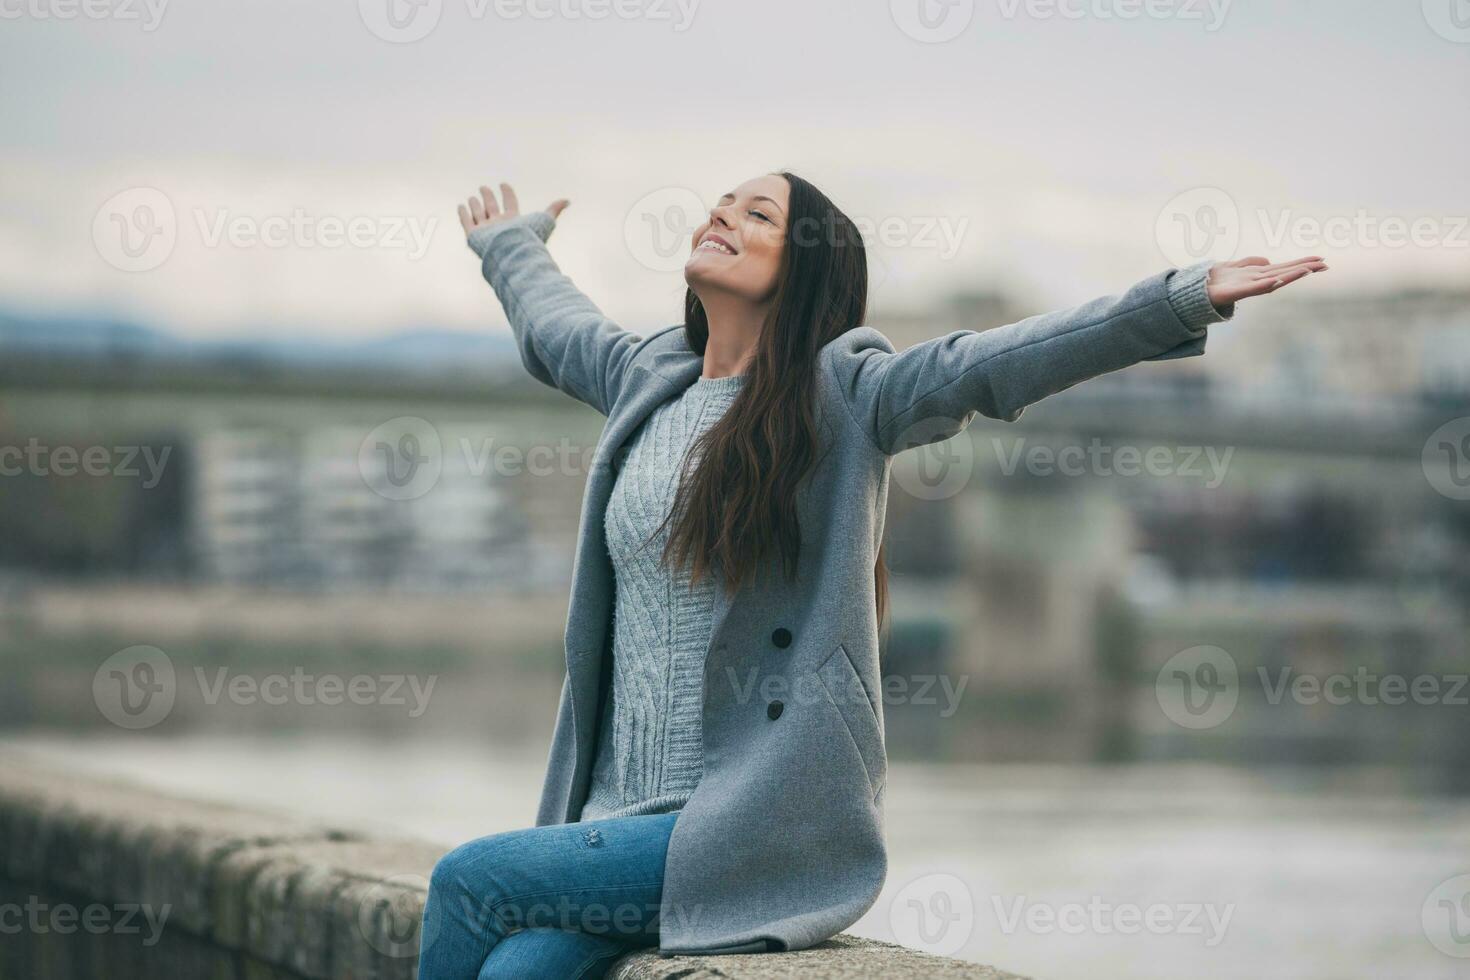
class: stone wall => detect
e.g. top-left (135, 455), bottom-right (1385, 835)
top-left (0, 758), bottom-right (1024, 979)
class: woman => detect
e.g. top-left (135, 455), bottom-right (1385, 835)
top-left (420, 172), bottom-right (1326, 979)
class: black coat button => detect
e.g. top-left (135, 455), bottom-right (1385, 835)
top-left (771, 628), bottom-right (792, 649)
top-left (767, 700), bottom-right (784, 720)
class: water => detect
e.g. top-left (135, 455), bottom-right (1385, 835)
top-left (5, 733), bottom-right (1467, 980)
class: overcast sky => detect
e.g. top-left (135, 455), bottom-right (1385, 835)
top-left (2, 0), bottom-right (1467, 339)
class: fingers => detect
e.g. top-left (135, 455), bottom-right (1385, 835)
top-left (458, 182), bottom-right (566, 242)
top-left (1228, 256), bottom-right (1327, 277)
top-left (1240, 266), bottom-right (1314, 299)
top-left (480, 185), bottom-right (502, 222)
top-left (1212, 254), bottom-right (1330, 306)
top-left (1271, 267), bottom-right (1315, 289)
top-left (1251, 264), bottom-right (1327, 284)
top-left (499, 182), bottom-right (519, 217)
top-left (1253, 256), bottom-right (1327, 276)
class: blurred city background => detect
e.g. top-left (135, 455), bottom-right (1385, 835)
top-left (3, 1), bottom-right (1469, 978)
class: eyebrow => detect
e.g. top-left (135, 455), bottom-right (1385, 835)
top-left (719, 192), bottom-right (787, 216)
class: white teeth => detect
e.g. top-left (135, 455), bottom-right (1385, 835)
top-left (698, 240), bottom-right (733, 254)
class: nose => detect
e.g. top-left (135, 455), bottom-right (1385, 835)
top-left (707, 205), bottom-right (734, 230)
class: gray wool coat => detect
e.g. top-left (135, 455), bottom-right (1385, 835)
top-left (466, 210), bottom-right (1230, 956)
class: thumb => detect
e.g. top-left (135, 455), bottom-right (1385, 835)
top-left (545, 199), bottom-right (570, 219)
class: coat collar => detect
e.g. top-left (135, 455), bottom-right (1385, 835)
top-left (643, 324), bottom-right (705, 389)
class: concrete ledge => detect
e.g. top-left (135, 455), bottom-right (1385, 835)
top-left (608, 935), bottom-right (1027, 979)
top-left (0, 755), bottom-right (1025, 979)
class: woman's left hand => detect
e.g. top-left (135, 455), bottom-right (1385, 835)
top-left (1207, 255), bottom-right (1329, 306)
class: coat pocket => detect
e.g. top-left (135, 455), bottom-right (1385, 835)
top-left (815, 644), bottom-right (886, 798)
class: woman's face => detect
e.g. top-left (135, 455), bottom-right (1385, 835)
top-left (684, 174), bottom-right (790, 305)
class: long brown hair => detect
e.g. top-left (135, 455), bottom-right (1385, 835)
top-left (659, 171), bottom-right (889, 625)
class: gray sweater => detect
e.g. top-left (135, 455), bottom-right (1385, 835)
top-left (579, 372), bottom-right (745, 820)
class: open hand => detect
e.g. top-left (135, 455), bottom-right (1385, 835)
top-left (1207, 255), bottom-right (1329, 306)
top-left (457, 182), bottom-right (569, 238)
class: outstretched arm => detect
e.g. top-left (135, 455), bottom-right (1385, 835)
top-left (835, 255), bottom-right (1327, 454)
top-left (458, 183), bottom-right (640, 416)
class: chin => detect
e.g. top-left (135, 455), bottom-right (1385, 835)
top-left (683, 259), bottom-right (720, 291)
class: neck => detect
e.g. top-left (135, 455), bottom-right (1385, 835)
top-left (696, 291), bottom-right (767, 379)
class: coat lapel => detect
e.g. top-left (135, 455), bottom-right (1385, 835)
top-left (561, 330), bottom-right (709, 798)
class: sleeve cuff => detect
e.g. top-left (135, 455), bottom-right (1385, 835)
top-left (1166, 260), bottom-right (1234, 329)
top-left (466, 210), bottom-right (556, 259)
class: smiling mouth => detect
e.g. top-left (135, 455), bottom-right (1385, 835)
top-left (696, 237), bottom-right (736, 255)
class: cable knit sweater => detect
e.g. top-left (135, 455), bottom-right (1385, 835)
top-left (579, 372), bottom-right (746, 821)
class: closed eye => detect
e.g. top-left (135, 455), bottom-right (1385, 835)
top-left (749, 209), bottom-right (772, 223)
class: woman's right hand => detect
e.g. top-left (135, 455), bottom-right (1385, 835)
top-left (457, 182), bottom-right (569, 241)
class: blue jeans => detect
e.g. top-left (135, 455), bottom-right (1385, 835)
top-left (418, 812), bottom-right (677, 980)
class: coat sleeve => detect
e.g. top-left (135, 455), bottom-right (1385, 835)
top-left (830, 262), bottom-right (1233, 455)
top-left (467, 211), bottom-right (641, 416)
